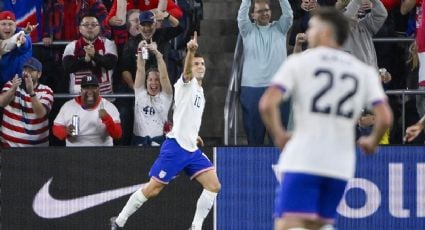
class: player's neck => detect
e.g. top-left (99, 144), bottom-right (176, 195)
top-left (320, 40), bottom-right (340, 49)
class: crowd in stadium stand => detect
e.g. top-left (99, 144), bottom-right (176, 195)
top-left (0, 0), bottom-right (423, 146)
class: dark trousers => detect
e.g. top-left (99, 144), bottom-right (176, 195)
top-left (240, 86), bottom-right (291, 145)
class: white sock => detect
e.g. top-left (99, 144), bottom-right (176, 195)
top-left (191, 189), bottom-right (217, 230)
top-left (115, 189), bottom-right (148, 227)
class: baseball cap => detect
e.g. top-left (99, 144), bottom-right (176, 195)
top-left (0, 11), bottom-right (16, 21)
top-left (139, 11), bottom-right (155, 24)
top-left (81, 75), bottom-right (99, 88)
top-left (23, 57), bottom-right (42, 72)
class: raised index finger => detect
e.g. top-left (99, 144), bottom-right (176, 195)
top-left (193, 31), bottom-right (197, 42)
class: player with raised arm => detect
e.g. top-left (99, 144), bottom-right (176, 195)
top-left (111, 32), bottom-right (221, 230)
top-left (259, 7), bottom-right (393, 230)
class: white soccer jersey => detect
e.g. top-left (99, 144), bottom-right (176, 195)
top-left (133, 87), bottom-right (172, 137)
top-left (272, 47), bottom-right (387, 180)
top-left (167, 76), bottom-right (205, 152)
top-left (54, 97), bottom-right (120, 146)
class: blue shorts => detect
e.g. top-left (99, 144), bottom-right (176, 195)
top-left (149, 138), bottom-right (214, 184)
top-left (274, 172), bottom-right (347, 223)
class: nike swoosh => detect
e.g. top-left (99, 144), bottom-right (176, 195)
top-left (32, 177), bottom-right (147, 219)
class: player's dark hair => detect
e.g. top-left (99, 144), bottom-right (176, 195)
top-left (311, 7), bottom-right (349, 46)
top-left (194, 53), bottom-right (203, 59)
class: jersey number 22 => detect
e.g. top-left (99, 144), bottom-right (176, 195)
top-left (311, 69), bottom-right (358, 118)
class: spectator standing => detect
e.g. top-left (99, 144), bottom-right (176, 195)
top-left (112, 9), bottom-right (142, 146)
top-left (237, 0), bottom-right (293, 145)
top-left (120, 10), bottom-right (182, 90)
top-left (62, 14), bottom-right (118, 95)
top-left (115, 10), bottom-right (182, 145)
top-left (52, 75), bottom-right (122, 146)
top-left (339, 0), bottom-right (388, 69)
top-left (0, 11), bottom-right (32, 88)
top-left (0, 57), bottom-right (54, 147)
top-left (336, 0), bottom-right (391, 142)
top-left (105, 0), bottom-right (182, 50)
top-left (287, 0), bottom-right (328, 53)
top-left (132, 40), bottom-right (173, 146)
top-left (39, 0), bottom-right (109, 94)
top-left (402, 0), bottom-right (425, 121)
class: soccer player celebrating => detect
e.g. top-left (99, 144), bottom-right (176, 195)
top-left (259, 7), bottom-right (393, 230)
top-left (111, 32), bottom-right (221, 230)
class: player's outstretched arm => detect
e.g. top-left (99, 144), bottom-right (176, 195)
top-left (404, 116), bottom-right (425, 142)
top-left (183, 31), bottom-right (198, 82)
top-left (357, 102), bottom-right (393, 154)
top-left (259, 86), bottom-right (290, 149)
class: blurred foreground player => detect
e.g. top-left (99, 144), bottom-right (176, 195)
top-left (259, 7), bottom-right (393, 230)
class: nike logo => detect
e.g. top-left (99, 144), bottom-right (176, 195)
top-left (32, 177), bottom-right (147, 219)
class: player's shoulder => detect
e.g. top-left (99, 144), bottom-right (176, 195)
top-left (283, 51), bottom-right (305, 65)
top-left (291, 47), bottom-right (337, 61)
top-left (313, 47), bottom-right (374, 70)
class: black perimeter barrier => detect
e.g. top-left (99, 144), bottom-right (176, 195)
top-left (1, 147), bottom-right (214, 230)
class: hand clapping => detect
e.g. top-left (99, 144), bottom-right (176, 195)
top-left (11, 74), bottom-right (22, 89)
top-left (23, 71), bottom-right (34, 94)
top-left (84, 44), bottom-right (95, 59)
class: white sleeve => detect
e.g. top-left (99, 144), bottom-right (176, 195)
top-left (104, 38), bottom-right (118, 56)
top-left (270, 56), bottom-right (298, 100)
top-left (365, 67), bottom-right (387, 108)
top-left (62, 42), bottom-right (76, 59)
top-left (54, 102), bottom-right (70, 126)
top-left (105, 100), bottom-right (121, 123)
